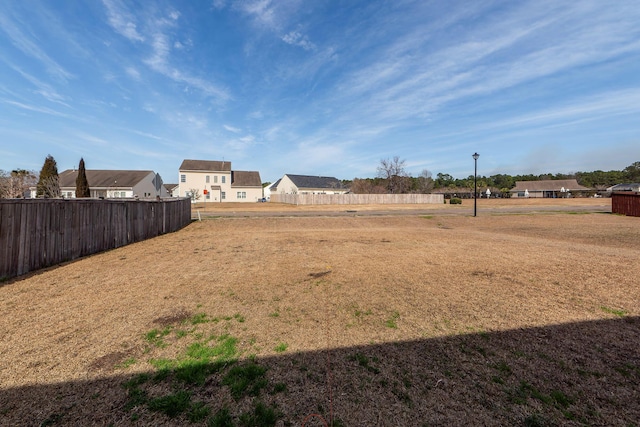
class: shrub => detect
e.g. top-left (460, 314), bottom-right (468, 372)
top-left (450, 198), bottom-right (462, 204)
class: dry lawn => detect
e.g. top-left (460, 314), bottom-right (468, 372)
top-left (1, 199), bottom-right (639, 426)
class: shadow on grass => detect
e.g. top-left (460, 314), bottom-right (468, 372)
top-left (1, 317), bottom-right (638, 426)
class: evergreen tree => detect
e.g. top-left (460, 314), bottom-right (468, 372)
top-left (36, 154), bottom-right (60, 198)
top-left (75, 158), bottom-right (90, 198)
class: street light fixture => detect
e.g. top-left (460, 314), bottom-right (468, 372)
top-left (472, 152), bottom-right (479, 217)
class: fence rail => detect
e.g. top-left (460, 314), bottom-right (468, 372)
top-left (0, 198), bottom-right (191, 280)
top-left (611, 192), bottom-right (640, 217)
top-left (270, 193), bottom-right (444, 205)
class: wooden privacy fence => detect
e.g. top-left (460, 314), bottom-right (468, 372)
top-left (0, 198), bottom-right (191, 280)
top-left (612, 192), bottom-right (640, 217)
top-left (271, 193), bottom-right (444, 205)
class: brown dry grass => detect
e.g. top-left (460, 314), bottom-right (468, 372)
top-left (1, 199), bottom-right (639, 426)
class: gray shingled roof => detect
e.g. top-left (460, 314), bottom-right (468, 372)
top-left (609, 183), bottom-right (640, 192)
top-left (231, 171), bottom-right (262, 187)
top-left (285, 174), bottom-right (344, 189)
top-left (58, 169), bottom-right (153, 188)
top-left (179, 159), bottom-right (232, 172)
top-left (510, 179), bottom-right (590, 192)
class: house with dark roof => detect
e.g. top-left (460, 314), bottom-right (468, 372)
top-left (606, 183), bottom-right (640, 193)
top-left (272, 174), bottom-right (347, 195)
top-left (178, 159), bottom-right (262, 202)
top-left (37, 169), bottom-right (167, 199)
top-left (509, 179), bottom-right (591, 198)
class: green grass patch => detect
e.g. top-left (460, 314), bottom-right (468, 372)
top-left (189, 312), bottom-right (210, 325)
top-left (238, 401), bottom-right (280, 427)
top-left (222, 363), bottom-right (268, 400)
top-left (348, 352), bottom-right (380, 374)
top-left (385, 311), bottom-right (400, 329)
top-left (144, 326), bottom-right (172, 348)
top-left (274, 343), bottom-right (288, 353)
top-left (354, 308), bottom-right (372, 317)
top-left (122, 374), bottom-right (151, 411)
top-left (600, 306), bottom-right (627, 317)
top-left (149, 335), bottom-right (239, 385)
top-left (188, 401), bottom-right (211, 423)
top-left (208, 407), bottom-right (234, 427)
top-left (148, 391), bottom-right (191, 418)
top-left (115, 357), bottom-right (137, 369)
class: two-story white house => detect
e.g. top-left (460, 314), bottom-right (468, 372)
top-left (178, 159), bottom-right (262, 202)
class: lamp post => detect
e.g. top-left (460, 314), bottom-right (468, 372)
top-left (472, 152), bottom-right (479, 217)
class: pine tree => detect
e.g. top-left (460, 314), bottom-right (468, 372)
top-left (36, 154), bottom-right (60, 198)
top-left (75, 158), bottom-right (90, 198)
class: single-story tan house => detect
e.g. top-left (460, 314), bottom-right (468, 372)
top-left (509, 179), bottom-right (591, 198)
top-left (178, 159), bottom-right (262, 202)
top-left (30, 169), bottom-right (167, 199)
top-left (271, 174), bottom-right (348, 195)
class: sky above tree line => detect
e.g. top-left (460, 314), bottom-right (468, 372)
top-left (1, 1), bottom-right (639, 184)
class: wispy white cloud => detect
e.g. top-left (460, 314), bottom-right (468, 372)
top-left (0, 9), bottom-right (73, 82)
top-left (333, 1), bottom-right (640, 126)
top-left (2, 98), bottom-right (70, 117)
top-left (7, 64), bottom-right (70, 106)
top-left (281, 30), bottom-right (315, 51)
top-left (101, 0), bottom-right (144, 42)
top-left (125, 66), bottom-right (141, 81)
top-left (224, 124), bottom-right (242, 133)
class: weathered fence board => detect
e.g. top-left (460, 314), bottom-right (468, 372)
top-left (612, 192), bottom-right (640, 217)
top-left (0, 198), bottom-right (191, 280)
top-left (270, 193), bottom-right (444, 205)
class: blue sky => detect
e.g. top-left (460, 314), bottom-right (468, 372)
top-left (1, 0), bottom-right (639, 184)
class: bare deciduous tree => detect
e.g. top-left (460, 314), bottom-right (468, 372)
top-left (377, 156), bottom-right (409, 194)
top-left (417, 169), bottom-right (434, 193)
top-left (187, 188), bottom-right (201, 202)
top-left (39, 175), bottom-right (61, 198)
top-left (0, 169), bottom-right (38, 198)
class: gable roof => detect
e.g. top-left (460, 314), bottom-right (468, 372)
top-left (58, 170), bottom-right (153, 188)
top-left (608, 183), bottom-right (640, 192)
top-left (270, 178), bottom-right (282, 189)
top-left (510, 179), bottom-right (590, 192)
top-left (231, 171), bottom-right (262, 187)
top-left (285, 174), bottom-right (344, 189)
top-left (179, 159), bottom-right (231, 172)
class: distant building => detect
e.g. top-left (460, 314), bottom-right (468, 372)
top-left (509, 179), bottom-right (591, 198)
top-left (606, 183), bottom-right (640, 193)
top-left (271, 174), bottom-right (348, 195)
top-left (164, 183), bottom-right (179, 197)
top-left (30, 169), bottom-right (167, 199)
top-left (178, 159), bottom-right (262, 202)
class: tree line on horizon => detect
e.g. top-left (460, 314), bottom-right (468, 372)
top-left (341, 157), bottom-right (640, 196)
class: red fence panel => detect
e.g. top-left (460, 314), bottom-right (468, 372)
top-left (612, 192), bottom-right (640, 217)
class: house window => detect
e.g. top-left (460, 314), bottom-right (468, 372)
top-left (214, 176), bottom-right (218, 184)
top-left (206, 175), bottom-right (210, 183)
top-left (221, 176), bottom-right (226, 184)
top-left (180, 174), bottom-right (186, 183)
top-left (206, 192), bottom-right (210, 200)
top-left (237, 191), bottom-right (246, 199)
top-left (221, 192), bottom-right (226, 200)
